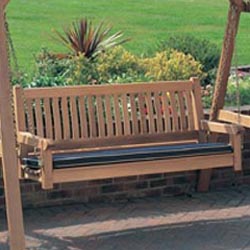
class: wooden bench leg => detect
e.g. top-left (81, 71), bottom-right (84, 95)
top-left (197, 169), bottom-right (212, 192)
top-left (41, 150), bottom-right (53, 189)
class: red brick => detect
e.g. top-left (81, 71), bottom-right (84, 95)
top-left (138, 173), bottom-right (164, 181)
top-left (101, 184), bottom-right (123, 194)
top-left (114, 176), bottom-right (138, 183)
top-left (88, 178), bottom-right (114, 186)
top-left (150, 179), bottom-right (167, 188)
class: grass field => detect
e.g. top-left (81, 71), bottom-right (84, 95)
top-left (6, 0), bottom-right (250, 72)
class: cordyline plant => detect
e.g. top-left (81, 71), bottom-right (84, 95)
top-left (53, 18), bottom-right (129, 59)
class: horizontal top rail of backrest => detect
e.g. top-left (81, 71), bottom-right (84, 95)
top-left (22, 80), bottom-right (195, 98)
top-left (13, 78), bottom-right (203, 141)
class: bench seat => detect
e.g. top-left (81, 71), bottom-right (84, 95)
top-left (22, 143), bottom-right (233, 170)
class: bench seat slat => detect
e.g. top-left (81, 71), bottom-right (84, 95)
top-left (22, 143), bottom-right (232, 170)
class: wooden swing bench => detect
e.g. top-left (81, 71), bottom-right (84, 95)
top-left (14, 77), bottom-right (243, 190)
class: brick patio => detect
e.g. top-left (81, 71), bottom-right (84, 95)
top-left (1, 185), bottom-right (250, 250)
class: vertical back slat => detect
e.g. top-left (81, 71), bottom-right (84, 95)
top-left (177, 92), bottom-right (187, 131)
top-left (154, 92), bottom-right (163, 133)
top-left (129, 94), bottom-right (139, 135)
top-left (96, 96), bottom-right (105, 137)
top-left (145, 92), bottom-right (155, 133)
top-left (169, 91), bottom-right (179, 132)
top-left (105, 96), bottom-right (114, 137)
top-left (61, 96), bottom-right (70, 139)
top-left (70, 97), bottom-right (80, 139)
top-left (79, 97), bottom-right (88, 138)
top-left (113, 94), bottom-right (122, 136)
top-left (34, 99), bottom-right (44, 137)
top-left (52, 98), bottom-right (62, 140)
top-left (184, 90), bottom-right (195, 130)
top-left (88, 96), bottom-right (97, 138)
top-left (161, 92), bottom-right (171, 132)
top-left (43, 98), bottom-right (53, 139)
top-left (26, 99), bottom-right (35, 134)
top-left (138, 93), bottom-right (147, 134)
top-left (13, 86), bottom-right (26, 132)
top-left (121, 94), bottom-right (130, 135)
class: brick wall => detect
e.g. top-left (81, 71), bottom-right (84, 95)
top-left (1, 110), bottom-right (250, 209)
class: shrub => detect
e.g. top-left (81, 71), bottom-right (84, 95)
top-left (200, 75), bottom-right (250, 108)
top-left (11, 71), bottom-right (29, 87)
top-left (201, 84), bottom-right (213, 108)
top-left (141, 50), bottom-right (205, 81)
top-left (32, 46), bottom-right (206, 87)
top-left (97, 46), bottom-right (147, 83)
top-left (225, 76), bottom-right (250, 107)
top-left (32, 49), bottom-right (101, 86)
top-left (30, 48), bottom-right (69, 87)
top-left (159, 35), bottom-right (220, 85)
top-left (66, 54), bottom-right (99, 85)
top-left (29, 75), bottom-right (67, 88)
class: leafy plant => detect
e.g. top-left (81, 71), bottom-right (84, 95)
top-left (159, 35), bottom-right (220, 85)
top-left (141, 50), bottom-right (205, 81)
top-left (225, 76), bottom-right (250, 107)
top-left (35, 48), bottom-right (70, 77)
top-left (66, 54), bottom-right (100, 85)
top-left (97, 46), bottom-right (146, 83)
top-left (10, 71), bottom-right (29, 87)
top-left (53, 18), bottom-right (129, 59)
top-left (32, 48), bottom-right (100, 86)
top-left (32, 46), bottom-right (206, 87)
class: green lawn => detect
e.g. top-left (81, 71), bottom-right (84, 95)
top-left (6, 0), bottom-right (250, 73)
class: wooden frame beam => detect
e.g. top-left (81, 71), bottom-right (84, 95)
top-left (218, 109), bottom-right (250, 127)
top-left (230, 0), bottom-right (250, 12)
top-left (0, 1), bottom-right (25, 249)
top-left (199, 0), bottom-right (246, 192)
top-left (0, 0), bottom-right (10, 9)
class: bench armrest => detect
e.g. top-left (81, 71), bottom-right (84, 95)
top-left (17, 132), bottom-right (51, 150)
top-left (218, 109), bottom-right (250, 127)
top-left (200, 120), bottom-right (244, 135)
top-left (201, 120), bottom-right (243, 171)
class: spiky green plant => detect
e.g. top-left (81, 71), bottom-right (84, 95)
top-left (54, 18), bottom-right (129, 59)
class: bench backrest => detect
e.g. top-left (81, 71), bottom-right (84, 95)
top-left (13, 78), bottom-right (204, 145)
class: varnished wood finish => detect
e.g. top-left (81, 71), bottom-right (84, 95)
top-left (218, 109), bottom-right (250, 127)
top-left (0, 2), bottom-right (25, 249)
top-left (15, 79), bottom-right (201, 140)
top-left (41, 150), bottom-right (53, 189)
top-left (53, 154), bottom-right (234, 184)
top-left (14, 78), bottom-right (243, 191)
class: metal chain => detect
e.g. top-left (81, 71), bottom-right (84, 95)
top-left (4, 13), bottom-right (36, 155)
top-left (233, 37), bottom-right (242, 189)
top-left (233, 28), bottom-right (241, 125)
top-left (4, 12), bottom-right (18, 73)
top-left (3, 12), bottom-right (19, 149)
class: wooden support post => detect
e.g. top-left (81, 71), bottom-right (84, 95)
top-left (0, 1), bottom-right (25, 249)
top-left (198, 0), bottom-right (243, 192)
top-left (41, 150), bottom-right (53, 189)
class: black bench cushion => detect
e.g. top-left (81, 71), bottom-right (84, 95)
top-left (22, 143), bottom-right (233, 170)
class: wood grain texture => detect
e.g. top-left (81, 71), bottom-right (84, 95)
top-left (14, 78), bottom-right (242, 193)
